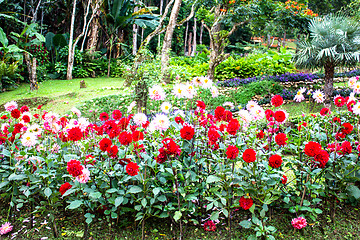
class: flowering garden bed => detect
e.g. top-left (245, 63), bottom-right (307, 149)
top-left (1, 77), bottom-right (360, 239)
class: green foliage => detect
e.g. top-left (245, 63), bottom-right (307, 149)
top-left (215, 50), bottom-right (295, 81)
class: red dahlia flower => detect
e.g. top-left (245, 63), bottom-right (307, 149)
top-left (68, 127), bottom-right (83, 141)
top-left (274, 110), bottom-right (286, 123)
top-left (119, 131), bottom-right (132, 145)
top-left (334, 96), bottom-right (346, 107)
top-left (227, 119), bottom-right (240, 135)
top-left (314, 150), bottom-right (329, 168)
top-left (269, 154), bottom-right (283, 168)
top-left (67, 159), bottom-right (83, 177)
top-left (214, 106), bottom-right (225, 120)
top-left (320, 108), bottom-right (331, 116)
top-left (340, 141), bottom-right (352, 155)
top-left (239, 196), bottom-right (253, 210)
top-left (112, 109), bottom-right (122, 120)
top-left (22, 115), bottom-right (30, 123)
top-left (132, 130), bottom-right (144, 142)
top-left (304, 141), bottom-right (322, 157)
top-left (11, 109), bottom-right (20, 119)
top-left (180, 125), bottom-right (195, 140)
top-left (256, 130), bottom-right (265, 139)
top-left (20, 106), bottom-right (29, 113)
top-left (126, 162), bottom-right (139, 176)
top-left (265, 109), bottom-right (274, 121)
top-left (99, 112), bottom-right (109, 121)
top-left (107, 145), bottom-right (118, 157)
top-left (271, 95), bottom-right (283, 107)
top-left (341, 123), bottom-right (353, 135)
top-left (281, 175), bottom-right (287, 184)
top-left (242, 149), bottom-right (256, 163)
top-left (203, 220), bottom-right (216, 232)
top-left (275, 133), bottom-right (288, 146)
top-left (59, 182), bottom-right (72, 195)
top-left (226, 145), bottom-right (239, 159)
top-left (175, 116), bottom-right (184, 125)
top-left (99, 138), bottom-right (112, 151)
top-left (196, 100), bottom-right (206, 110)
top-left (208, 128), bottom-right (220, 143)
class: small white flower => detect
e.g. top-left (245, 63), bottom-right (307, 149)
top-left (133, 113), bottom-right (148, 126)
top-left (312, 90), bottom-right (325, 103)
top-left (160, 102), bottom-right (172, 114)
top-left (4, 101), bottom-right (18, 111)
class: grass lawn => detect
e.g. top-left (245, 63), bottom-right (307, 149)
top-left (0, 77), bottom-right (127, 114)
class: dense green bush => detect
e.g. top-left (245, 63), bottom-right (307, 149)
top-left (215, 50), bottom-right (296, 81)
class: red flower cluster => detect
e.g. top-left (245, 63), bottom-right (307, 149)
top-left (269, 154), bottom-right (282, 168)
top-left (22, 115), bottom-right (30, 123)
top-left (239, 196), bottom-right (253, 210)
top-left (126, 162), bottom-right (139, 176)
top-left (20, 105), bottom-right (29, 113)
top-left (347, 100), bottom-right (356, 112)
top-left (281, 175), bottom-right (287, 185)
top-left (304, 141), bottom-right (329, 168)
top-left (67, 159), bottom-right (83, 177)
top-left (180, 125), bottom-right (195, 140)
top-left (11, 109), bottom-right (20, 119)
top-left (59, 182), bottom-right (72, 195)
top-left (226, 145), bottom-right (239, 159)
top-left (156, 138), bottom-right (181, 164)
top-left (107, 145), bottom-right (118, 158)
top-left (119, 131), bottom-right (132, 146)
top-left (320, 108), bottom-right (331, 116)
top-left (271, 95), bottom-right (283, 107)
top-left (340, 141), bottom-right (352, 155)
top-left (242, 149), bottom-right (256, 163)
top-left (68, 127), bottom-right (83, 141)
top-left (208, 128), bottom-right (220, 143)
top-left (112, 109), bottom-right (122, 120)
top-left (99, 138), bottom-right (112, 151)
top-left (275, 133), bottom-right (288, 146)
top-left (214, 106), bottom-right (225, 120)
top-left (132, 131), bottom-right (144, 142)
top-left (256, 130), bottom-right (265, 139)
top-left (227, 119), bottom-right (240, 135)
top-left (175, 116), bottom-right (184, 125)
top-left (334, 96), bottom-right (346, 107)
top-left (99, 112), bottom-right (109, 121)
top-left (203, 220), bottom-right (216, 232)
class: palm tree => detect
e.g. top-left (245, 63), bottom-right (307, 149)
top-left (294, 14), bottom-right (360, 99)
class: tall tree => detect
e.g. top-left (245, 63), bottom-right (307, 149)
top-left (294, 14), bottom-right (360, 99)
top-left (160, 0), bottom-right (182, 80)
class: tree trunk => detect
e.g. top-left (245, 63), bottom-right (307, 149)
top-left (191, 17), bottom-right (196, 56)
top-left (132, 3), bottom-right (139, 55)
top-left (324, 61), bottom-right (335, 101)
top-left (184, 21), bottom-right (188, 55)
top-left (160, 0), bottom-right (182, 83)
top-left (66, 0), bottom-right (77, 80)
top-left (282, 32), bottom-right (286, 48)
top-left (267, 34), bottom-right (271, 48)
top-left (199, 21), bottom-right (203, 45)
top-left (86, 15), bottom-right (100, 54)
top-left (24, 53), bottom-right (38, 91)
top-left (207, 20), bottom-right (221, 80)
top-left (187, 32), bottom-right (192, 56)
top-left (157, 0), bottom-right (164, 50)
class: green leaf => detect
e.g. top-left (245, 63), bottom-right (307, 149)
top-left (128, 186), bottom-right (142, 194)
top-left (8, 173), bottom-right (27, 181)
top-left (0, 181), bottom-right (9, 189)
top-left (68, 200), bottom-right (83, 209)
top-left (153, 187), bottom-right (161, 196)
top-left (239, 220), bottom-right (252, 229)
top-left (89, 192), bottom-right (102, 199)
top-left (1, 149), bottom-right (11, 157)
top-left (252, 216), bottom-right (261, 226)
top-left (347, 185), bottom-right (360, 199)
top-left (141, 198), bottom-right (147, 208)
top-left (206, 175), bottom-right (221, 184)
top-left (0, 27), bottom-right (8, 47)
top-left (174, 211), bottom-right (182, 222)
top-left (44, 188), bottom-right (52, 198)
top-left (210, 211), bottom-right (219, 221)
top-left (115, 197), bottom-right (124, 207)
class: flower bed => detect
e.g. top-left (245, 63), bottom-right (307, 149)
top-left (217, 69), bottom-right (360, 87)
top-left (1, 78), bottom-right (360, 239)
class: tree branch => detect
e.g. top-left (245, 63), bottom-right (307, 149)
top-left (175, 0), bottom-right (198, 27)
